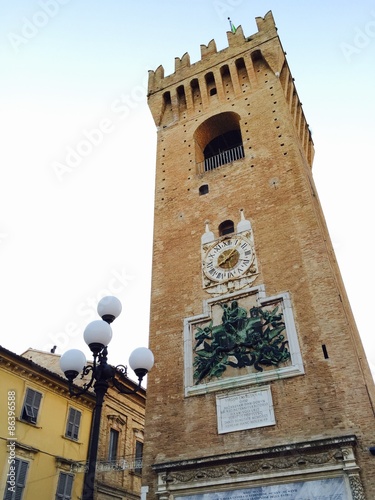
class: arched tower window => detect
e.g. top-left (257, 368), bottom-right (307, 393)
top-left (220, 65), bottom-right (234, 97)
top-left (176, 85), bottom-right (187, 112)
top-left (205, 72), bottom-right (217, 96)
top-left (219, 220), bottom-right (234, 236)
top-left (251, 49), bottom-right (271, 75)
top-left (162, 91), bottom-right (173, 124)
top-left (190, 78), bottom-right (201, 107)
top-left (194, 112), bottom-right (244, 173)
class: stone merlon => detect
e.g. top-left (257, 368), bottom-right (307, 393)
top-left (148, 11), bottom-right (281, 95)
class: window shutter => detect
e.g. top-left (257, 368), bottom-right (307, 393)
top-left (65, 475), bottom-right (73, 498)
top-left (4, 458), bottom-right (29, 500)
top-left (22, 389), bottom-right (42, 423)
top-left (56, 473), bottom-right (66, 496)
top-left (15, 460), bottom-right (28, 499)
top-left (65, 408), bottom-right (81, 440)
top-left (56, 472), bottom-right (74, 500)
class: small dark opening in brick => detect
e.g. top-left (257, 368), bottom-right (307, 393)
top-left (199, 184), bottom-right (209, 195)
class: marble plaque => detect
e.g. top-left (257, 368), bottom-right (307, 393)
top-left (216, 386), bottom-right (275, 434)
top-left (176, 477), bottom-right (348, 500)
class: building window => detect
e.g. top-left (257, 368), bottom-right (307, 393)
top-left (55, 472), bottom-right (74, 500)
top-left (21, 388), bottom-right (42, 424)
top-left (219, 220), bottom-right (234, 236)
top-left (134, 440), bottom-right (143, 475)
top-left (194, 112), bottom-right (244, 174)
top-left (203, 130), bottom-right (244, 171)
top-left (108, 429), bottom-right (119, 462)
top-left (3, 457), bottom-right (29, 500)
top-left (65, 408), bottom-right (81, 440)
top-left (199, 184), bottom-right (209, 195)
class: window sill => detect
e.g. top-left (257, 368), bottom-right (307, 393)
top-left (17, 417), bottom-right (42, 429)
top-left (62, 435), bottom-right (84, 445)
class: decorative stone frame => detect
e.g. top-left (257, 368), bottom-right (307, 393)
top-left (153, 435), bottom-right (365, 500)
top-left (105, 414), bottom-right (126, 460)
top-left (216, 385), bottom-right (276, 434)
top-left (13, 441), bottom-right (38, 461)
top-left (184, 285), bottom-right (304, 397)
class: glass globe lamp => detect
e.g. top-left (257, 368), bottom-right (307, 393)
top-left (60, 349), bottom-right (86, 382)
top-left (83, 320), bottom-right (112, 355)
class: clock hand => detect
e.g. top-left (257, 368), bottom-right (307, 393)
top-left (223, 241), bottom-right (243, 260)
top-left (218, 252), bottom-right (230, 266)
top-left (218, 246), bottom-right (239, 266)
top-left (225, 249), bottom-right (238, 263)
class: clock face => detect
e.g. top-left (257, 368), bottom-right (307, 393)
top-left (203, 237), bottom-right (254, 282)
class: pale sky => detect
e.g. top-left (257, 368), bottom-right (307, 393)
top-left (1, 1), bottom-right (374, 381)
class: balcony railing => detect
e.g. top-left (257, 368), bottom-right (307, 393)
top-left (197, 145), bottom-right (244, 174)
top-left (70, 458), bottom-right (142, 473)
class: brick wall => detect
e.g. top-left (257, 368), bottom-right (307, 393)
top-left (143, 11), bottom-right (375, 500)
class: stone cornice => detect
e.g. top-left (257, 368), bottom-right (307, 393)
top-left (152, 434), bottom-right (357, 473)
top-left (0, 346), bottom-right (95, 407)
top-left (152, 435), bottom-right (363, 497)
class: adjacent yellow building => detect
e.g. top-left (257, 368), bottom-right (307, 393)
top-left (0, 345), bottom-right (94, 499)
top-left (1, 346), bottom-right (147, 500)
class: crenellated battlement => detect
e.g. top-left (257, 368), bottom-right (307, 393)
top-left (148, 11), bottom-right (279, 95)
top-left (147, 10), bottom-right (314, 167)
top-left (200, 39), bottom-right (217, 60)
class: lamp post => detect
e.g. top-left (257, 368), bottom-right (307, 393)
top-left (59, 296), bottom-right (154, 500)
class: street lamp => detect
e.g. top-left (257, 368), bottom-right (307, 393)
top-left (59, 296), bottom-right (154, 500)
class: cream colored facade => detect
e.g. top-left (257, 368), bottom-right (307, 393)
top-left (94, 379), bottom-right (146, 500)
top-left (0, 345), bottom-right (94, 500)
top-left (143, 10), bottom-right (375, 500)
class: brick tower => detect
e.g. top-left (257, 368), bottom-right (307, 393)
top-left (143, 11), bottom-right (375, 500)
